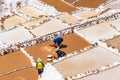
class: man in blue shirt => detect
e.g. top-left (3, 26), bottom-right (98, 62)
top-left (53, 37), bottom-right (63, 48)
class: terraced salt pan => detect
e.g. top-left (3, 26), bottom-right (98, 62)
top-left (104, 0), bottom-right (120, 9)
top-left (18, 6), bottom-right (48, 18)
top-left (73, 0), bottom-right (107, 8)
top-left (25, 40), bottom-right (56, 63)
top-left (60, 33), bottom-right (90, 53)
top-left (40, 63), bottom-right (64, 80)
top-left (53, 46), bottom-right (120, 78)
top-left (22, 17), bottom-right (48, 29)
top-left (0, 50), bottom-right (32, 74)
top-left (97, 9), bottom-right (120, 17)
top-left (109, 18), bottom-right (120, 31)
top-left (30, 19), bottom-right (69, 37)
top-left (56, 13), bottom-right (79, 25)
top-left (72, 10), bottom-right (98, 19)
top-left (0, 27), bottom-right (33, 44)
top-left (76, 23), bottom-right (119, 42)
top-left (106, 36), bottom-right (120, 50)
top-left (25, 33), bottom-right (90, 63)
top-left (79, 66), bottom-right (120, 80)
top-left (41, 0), bottom-right (77, 13)
top-left (3, 15), bottom-right (26, 28)
top-left (0, 67), bottom-right (38, 80)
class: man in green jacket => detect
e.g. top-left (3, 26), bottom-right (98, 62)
top-left (36, 58), bottom-right (44, 77)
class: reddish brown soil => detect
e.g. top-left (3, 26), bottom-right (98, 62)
top-left (0, 51), bottom-right (32, 74)
top-left (60, 33), bottom-right (90, 53)
top-left (25, 41), bottom-right (56, 63)
top-left (73, 0), bottom-right (107, 8)
top-left (25, 33), bottom-right (90, 63)
top-left (40, 0), bottom-right (77, 12)
top-left (0, 67), bottom-right (38, 80)
top-left (64, 0), bottom-right (75, 3)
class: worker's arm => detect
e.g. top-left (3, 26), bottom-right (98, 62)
top-left (41, 62), bottom-right (45, 67)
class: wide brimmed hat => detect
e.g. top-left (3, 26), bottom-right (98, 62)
top-left (37, 58), bottom-right (42, 61)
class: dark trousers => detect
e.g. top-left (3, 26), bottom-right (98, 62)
top-left (38, 68), bottom-right (43, 75)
